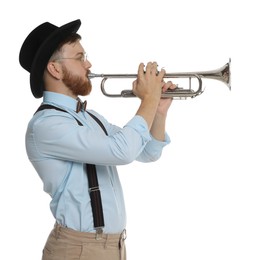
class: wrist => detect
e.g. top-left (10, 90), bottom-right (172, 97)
top-left (156, 108), bottom-right (168, 116)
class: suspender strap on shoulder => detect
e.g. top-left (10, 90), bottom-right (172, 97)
top-left (35, 104), bottom-right (83, 126)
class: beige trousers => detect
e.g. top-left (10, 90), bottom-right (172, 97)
top-left (42, 224), bottom-right (126, 260)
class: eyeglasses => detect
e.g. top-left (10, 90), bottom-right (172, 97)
top-left (53, 53), bottom-right (88, 63)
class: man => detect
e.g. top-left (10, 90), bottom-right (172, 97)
top-left (19, 19), bottom-right (175, 260)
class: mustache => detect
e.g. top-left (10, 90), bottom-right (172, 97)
top-left (86, 70), bottom-right (91, 77)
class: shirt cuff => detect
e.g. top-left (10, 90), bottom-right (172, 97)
top-left (150, 132), bottom-right (171, 147)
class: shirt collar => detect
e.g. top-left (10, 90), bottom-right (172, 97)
top-left (43, 91), bottom-right (79, 112)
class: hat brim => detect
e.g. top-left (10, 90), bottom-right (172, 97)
top-left (30, 19), bottom-right (81, 98)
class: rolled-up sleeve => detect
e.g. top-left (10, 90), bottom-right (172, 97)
top-left (136, 132), bottom-right (171, 162)
top-left (123, 115), bottom-right (151, 143)
top-left (123, 115), bottom-right (171, 162)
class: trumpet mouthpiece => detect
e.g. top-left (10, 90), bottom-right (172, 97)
top-left (88, 73), bottom-right (103, 79)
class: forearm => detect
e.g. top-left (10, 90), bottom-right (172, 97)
top-left (136, 96), bottom-right (160, 129)
top-left (150, 112), bottom-right (167, 141)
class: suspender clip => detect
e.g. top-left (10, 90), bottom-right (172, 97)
top-left (95, 227), bottom-right (104, 240)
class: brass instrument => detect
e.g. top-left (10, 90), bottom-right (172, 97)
top-left (89, 59), bottom-right (231, 99)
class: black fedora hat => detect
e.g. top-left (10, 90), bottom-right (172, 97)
top-left (19, 19), bottom-right (81, 98)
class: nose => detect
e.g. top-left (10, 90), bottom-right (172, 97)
top-left (83, 59), bottom-right (92, 70)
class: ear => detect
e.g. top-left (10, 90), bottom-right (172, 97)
top-left (46, 61), bottom-right (63, 80)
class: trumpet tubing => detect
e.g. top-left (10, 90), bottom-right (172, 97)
top-left (89, 59), bottom-right (231, 99)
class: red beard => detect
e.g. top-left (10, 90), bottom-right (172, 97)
top-left (62, 65), bottom-right (92, 96)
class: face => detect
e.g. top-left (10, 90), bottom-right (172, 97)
top-left (58, 41), bottom-right (92, 97)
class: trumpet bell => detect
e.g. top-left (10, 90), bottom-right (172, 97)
top-left (196, 58), bottom-right (231, 90)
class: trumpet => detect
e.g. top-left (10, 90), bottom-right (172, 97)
top-left (88, 59), bottom-right (231, 99)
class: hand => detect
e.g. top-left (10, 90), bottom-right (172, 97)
top-left (133, 62), bottom-right (166, 129)
top-left (132, 62), bottom-right (165, 101)
top-left (150, 81), bottom-right (176, 141)
top-left (156, 81), bottom-right (177, 116)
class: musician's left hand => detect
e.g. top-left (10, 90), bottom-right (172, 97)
top-left (156, 81), bottom-right (177, 116)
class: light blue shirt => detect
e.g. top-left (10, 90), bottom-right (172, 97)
top-left (26, 91), bottom-right (170, 233)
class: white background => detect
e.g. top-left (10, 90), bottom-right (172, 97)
top-left (1, 0), bottom-right (255, 259)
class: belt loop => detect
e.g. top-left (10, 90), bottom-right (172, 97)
top-left (104, 234), bottom-right (109, 249)
top-left (54, 223), bottom-right (61, 239)
top-left (120, 229), bottom-right (127, 241)
top-left (119, 229), bottom-right (127, 260)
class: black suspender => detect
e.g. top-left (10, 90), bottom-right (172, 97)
top-left (86, 164), bottom-right (105, 230)
top-left (35, 104), bottom-right (106, 233)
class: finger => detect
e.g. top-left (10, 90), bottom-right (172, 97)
top-left (145, 62), bottom-right (153, 74)
top-left (162, 81), bottom-right (178, 92)
top-left (151, 62), bottom-right (158, 74)
top-left (162, 82), bottom-right (170, 92)
top-left (169, 81), bottom-right (178, 90)
top-left (157, 68), bottom-right (166, 79)
top-left (138, 63), bottom-right (145, 78)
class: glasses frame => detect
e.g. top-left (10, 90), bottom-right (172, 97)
top-left (53, 53), bottom-right (88, 63)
